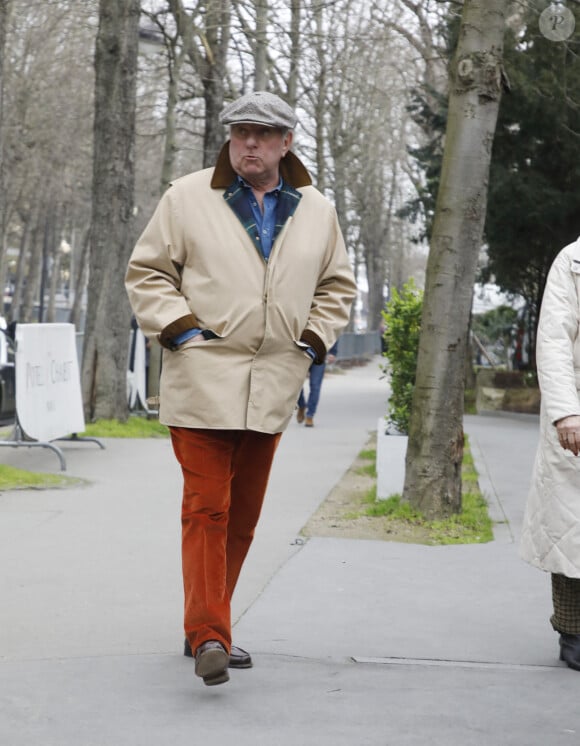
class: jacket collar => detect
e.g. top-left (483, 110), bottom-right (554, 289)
top-left (210, 141), bottom-right (313, 189)
top-left (223, 177), bottom-right (302, 258)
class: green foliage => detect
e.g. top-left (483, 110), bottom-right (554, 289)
top-left (484, 4), bottom-right (580, 326)
top-left (0, 417), bottom-right (168, 492)
top-left (472, 305), bottom-right (519, 367)
top-left (364, 493), bottom-right (422, 520)
top-left (359, 483), bottom-right (492, 544)
top-left (398, 2), bottom-right (580, 362)
top-left (428, 490), bottom-right (494, 545)
top-left (358, 435), bottom-right (494, 545)
top-left (472, 305), bottom-right (518, 343)
top-left (0, 465), bottom-right (82, 490)
top-left (80, 417), bottom-right (169, 438)
top-left (381, 279), bottom-right (423, 434)
top-left (356, 461), bottom-right (377, 478)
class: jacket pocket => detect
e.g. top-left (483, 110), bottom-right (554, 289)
top-left (178, 329), bottom-right (224, 351)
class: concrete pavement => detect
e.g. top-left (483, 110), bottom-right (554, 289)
top-left (1, 358), bottom-right (579, 745)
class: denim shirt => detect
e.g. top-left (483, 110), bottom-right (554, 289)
top-left (239, 175), bottom-right (282, 261)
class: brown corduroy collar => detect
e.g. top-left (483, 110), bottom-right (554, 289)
top-left (210, 141), bottom-right (313, 189)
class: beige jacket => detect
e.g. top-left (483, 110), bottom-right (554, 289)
top-left (125, 146), bottom-right (356, 433)
top-left (520, 238), bottom-right (580, 577)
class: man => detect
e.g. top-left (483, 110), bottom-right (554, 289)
top-left (297, 340), bottom-right (338, 427)
top-left (125, 90), bottom-right (356, 687)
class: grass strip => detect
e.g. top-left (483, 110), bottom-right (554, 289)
top-left (0, 465), bottom-right (82, 490)
top-left (353, 435), bottom-right (494, 545)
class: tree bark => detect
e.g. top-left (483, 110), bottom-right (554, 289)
top-left (69, 227), bottom-right (90, 330)
top-left (20, 208), bottom-right (45, 323)
top-left (160, 44), bottom-right (184, 196)
top-left (287, 0), bottom-right (301, 108)
top-left (169, 0), bottom-right (231, 168)
top-left (81, 0), bottom-right (139, 421)
top-left (201, 1), bottom-right (230, 167)
top-left (0, 0), bottom-right (9, 300)
top-left (253, 0), bottom-right (268, 90)
top-left (402, 0), bottom-right (509, 518)
top-left (45, 208), bottom-right (60, 322)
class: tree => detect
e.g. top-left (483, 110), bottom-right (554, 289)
top-left (81, 0), bottom-right (140, 420)
top-left (298, 0), bottom-right (424, 331)
top-left (471, 304), bottom-right (518, 368)
top-left (2, 2), bottom-right (95, 325)
top-left (403, 0), bottom-right (509, 519)
top-left (1, 0), bottom-right (441, 378)
top-left (0, 0), bottom-right (8, 294)
top-left (382, 279), bottom-right (423, 434)
top-left (169, 0), bottom-right (231, 167)
top-left (484, 1), bottom-right (580, 357)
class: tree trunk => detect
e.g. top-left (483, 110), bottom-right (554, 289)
top-left (159, 44), bottom-right (184, 196)
top-left (287, 0), bottom-right (301, 108)
top-left (253, 0), bottom-right (268, 90)
top-left (81, 0), bottom-right (139, 421)
top-left (170, 0), bottom-right (231, 168)
top-left (0, 0), bottom-right (8, 300)
top-left (69, 227), bottom-right (90, 330)
top-left (201, 1), bottom-right (230, 168)
top-left (364, 237), bottom-right (387, 331)
top-left (313, 1), bottom-right (326, 191)
top-left (20, 210), bottom-right (45, 323)
top-left (45, 209), bottom-right (60, 323)
top-left (402, 0), bottom-right (509, 519)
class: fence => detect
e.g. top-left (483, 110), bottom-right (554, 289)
top-left (335, 331), bottom-right (382, 361)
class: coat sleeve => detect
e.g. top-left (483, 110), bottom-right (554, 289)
top-left (300, 209), bottom-right (357, 364)
top-left (536, 247), bottom-right (580, 424)
top-left (125, 187), bottom-right (199, 349)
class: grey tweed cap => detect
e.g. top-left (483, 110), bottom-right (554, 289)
top-left (219, 91), bottom-right (297, 130)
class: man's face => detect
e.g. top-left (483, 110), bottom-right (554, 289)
top-left (229, 123), bottom-right (293, 187)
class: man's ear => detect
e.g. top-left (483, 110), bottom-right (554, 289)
top-left (282, 130), bottom-right (293, 155)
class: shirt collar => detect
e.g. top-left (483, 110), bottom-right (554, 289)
top-left (237, 174), bottom-right (283, 195)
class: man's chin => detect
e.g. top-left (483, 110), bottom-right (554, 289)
top-left (239, 167), bottom-right (265, 181)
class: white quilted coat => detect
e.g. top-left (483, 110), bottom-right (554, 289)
top-left (520, 237), bottom-right (580, 578)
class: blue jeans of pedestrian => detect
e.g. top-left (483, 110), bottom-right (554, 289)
top-left (298, 363), bottom-right (326, 417)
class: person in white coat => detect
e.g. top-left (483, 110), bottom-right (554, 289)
top-left (520, 236), bottom-right (580, 671)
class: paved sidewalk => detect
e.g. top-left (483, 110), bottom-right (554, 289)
top-left (1, 359), bottom-right (579, 746)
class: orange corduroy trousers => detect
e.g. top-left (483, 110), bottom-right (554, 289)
top-left (170, 427), bottom-right (281, 656)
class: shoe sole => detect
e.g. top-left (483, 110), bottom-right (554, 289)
top-left (202, 669), bottom-right (230, 686)
top-left (195, 648), bottom-right (229, 686)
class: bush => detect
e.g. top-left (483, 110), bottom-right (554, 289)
top-left (381, 279), bottom-right (423, 434)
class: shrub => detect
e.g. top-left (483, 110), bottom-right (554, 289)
top-left (381, 279), bottom-right (423, 434)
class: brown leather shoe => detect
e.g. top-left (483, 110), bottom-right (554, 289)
top-left (184, 638), bottom-right (253, 668)
top-left (305, 416), bottom-right (314, 427)
top-left (296, 406), bottom-right (306, 423)
top-left (194, 640), bottom-right (229, 686)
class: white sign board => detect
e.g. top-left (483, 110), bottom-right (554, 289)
top-left (127, 326), bottom-right (148, 411)
top-left (15, 323), bottom-right (85, 442)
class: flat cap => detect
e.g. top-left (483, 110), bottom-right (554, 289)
top-left (220, 91), bottom-right (297, 130)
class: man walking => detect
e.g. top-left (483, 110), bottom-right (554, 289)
top-left (126, 91), bottom-right (356, 687)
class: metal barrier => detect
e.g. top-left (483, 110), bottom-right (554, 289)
top-left (335, 331), bottom-right (382, 361)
